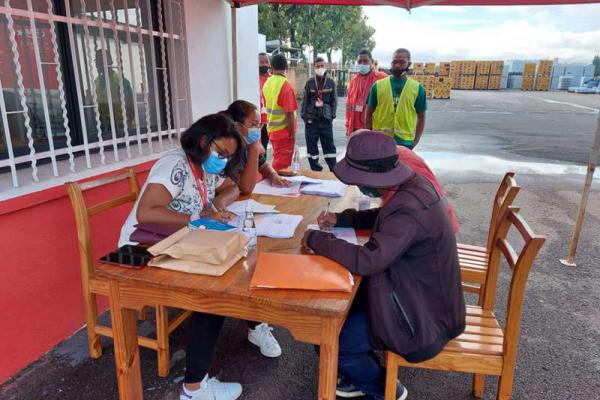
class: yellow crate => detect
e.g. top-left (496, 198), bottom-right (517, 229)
top-left (534, 75), bottom-right (550, 91)
top-left (460, 75), bottom-right (475, 90)
top-left (523, 63), bottom-right (537, 77)
top-left (474, 74), bottom-right (489, 90)
top-left (488, 75), bottom-right (502, 90)
top-left (424, 63), bottom-right (436, 75)
top-left (433, 76), bottom-right (452, 99)
top-left (521, 76), bottom-right (535, 91)
top-left (450, 61), bottom-right (462, 76)
top-left (476, 61), bottom-right (491, 75)
top-left (490, 61), bottom-right (504, 75)
top-left (413, 63), bottom-right (424, 74)
top-left (438, 62), bottom-right (451, 76)
top-left (462, 61), bottom-right (477, 75)
top-left (537, 60), bottom-right (553, 75)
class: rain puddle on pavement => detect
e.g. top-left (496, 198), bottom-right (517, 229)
top-left (418, 151), bottom-right (592, 177)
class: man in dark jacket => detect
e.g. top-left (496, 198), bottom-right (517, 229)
top-left (301, 57), bottom-right (337, 171)
top-left (302, 130), bottom-right (465, 400)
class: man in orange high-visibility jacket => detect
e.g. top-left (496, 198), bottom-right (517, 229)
top-left (345, 49), bottom-right (387, 136)
top-left (262, 54), bottom-right (298, 171)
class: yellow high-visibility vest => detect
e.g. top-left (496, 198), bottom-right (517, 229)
top-left (263, 74), bottom-right (291, 133)
top-left (372, 77), bottom-right (420, 142)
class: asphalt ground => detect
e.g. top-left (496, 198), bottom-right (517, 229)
top-left (2, 90), bottom-right (599, 400)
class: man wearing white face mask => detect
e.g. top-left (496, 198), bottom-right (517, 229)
top-left (301, 57), bottom-right (338, 171)
top-left (346, 49), bottom-right (387, 137)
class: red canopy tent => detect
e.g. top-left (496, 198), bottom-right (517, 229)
top-left (227, 0), bottom-right (600, 266)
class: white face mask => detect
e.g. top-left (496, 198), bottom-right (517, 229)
top-left (315, 67), bottom-right (326, 77)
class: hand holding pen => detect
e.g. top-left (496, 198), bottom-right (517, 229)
top-left (317, 201), bottom-right (336, 232)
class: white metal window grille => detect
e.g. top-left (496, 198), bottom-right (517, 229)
top-left (0, 0), bottom-right (191, 190)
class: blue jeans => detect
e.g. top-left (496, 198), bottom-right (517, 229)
top-left (338, 302), bottom-right (386, 397)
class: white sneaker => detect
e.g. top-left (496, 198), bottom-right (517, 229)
top-left (248, 323), bottom-right (282, 358)
top-left (180, 375), bottom-right (242, 400)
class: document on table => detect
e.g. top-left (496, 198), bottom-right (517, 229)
top-left (226, 199), bottom-right (279, 215)
top-left (252, 180), bottom-right (302, 197)
top-left (301, 180), bottom-right (347, 197)
top-left (285, 175), bottom-right (324, 185)
top-left (307, 224), bottom-right (358, 245)
top-left (255, 214), bottom-right (303, 239)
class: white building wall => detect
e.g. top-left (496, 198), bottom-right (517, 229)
top-left (184, 0), bottom-right (259, 121)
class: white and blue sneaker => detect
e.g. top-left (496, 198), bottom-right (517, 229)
top-left (180, 375), bottom-right (242, 400)
top-left (336, 374), bottom-right (366, 398)
top-left (248, 323), bottom-right (282, 358)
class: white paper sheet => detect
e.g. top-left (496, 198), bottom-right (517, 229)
top-left (285, 175), bottom-right (324, 184)
top-left (255, 214), bottom-right (303, 239)
top-left (226, 199), bottom-right (279, 216)
top-left (301, 180), bottom-right (347, 197)
top-left (252, 180), bottom-right (302, 197)
top-left (307, 224), bottom-right (358, 245)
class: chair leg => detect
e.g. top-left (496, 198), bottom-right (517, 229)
top-left (496, 367), bottom-right (515, 400)
top-left (155, 305), bottom-right (170, 377)
top-left (384, 352), bottom-right (399, 400)
top-left (83, 290), bottom-right (102, 358)
top-left (472, 373), bottom-right (485, 398)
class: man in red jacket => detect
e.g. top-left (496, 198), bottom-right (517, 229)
top-left (345, 50), bottom-right (387, 136)
top-left (258, 52), bottom-right (271, 149)
top-left (302, 130), bottom-right (465, 400)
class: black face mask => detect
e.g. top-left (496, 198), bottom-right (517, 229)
top-left (390, 67), bottom-right (410, 78)
top-left (259, 66), bottom-right (270, 75)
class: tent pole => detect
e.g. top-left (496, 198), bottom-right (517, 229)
top-left (561, 111), bottom-right (600, 267)
top-left (231, 5), bottom-right (238, 101)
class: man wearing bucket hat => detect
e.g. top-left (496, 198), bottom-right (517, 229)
top-left (301, 130), bottom-right (465, 400)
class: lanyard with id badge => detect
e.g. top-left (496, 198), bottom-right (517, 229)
top-left (314, 76), bottom-right (325, 108)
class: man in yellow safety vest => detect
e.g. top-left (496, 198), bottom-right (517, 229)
top-left (365, 48), bottom-right (427, 149)
top-left (262, 54), bottom-right (298, 171)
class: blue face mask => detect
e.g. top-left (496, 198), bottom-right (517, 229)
top-left (202, 150), bottom-right (228, 174)
top-left (358, 64), bottom-right (371, 75)
top-left (247, 128), bottom-right (261, 145)
top-left (359, 186), bottom-right (382, 198)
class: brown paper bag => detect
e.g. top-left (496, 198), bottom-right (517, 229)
top-left (147, 228), bottom-right (249, 276)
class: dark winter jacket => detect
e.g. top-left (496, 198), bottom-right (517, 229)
top-left (301, 75), bottom-right (337, 122)
top-left (307, 174), bottom-right (466, 362)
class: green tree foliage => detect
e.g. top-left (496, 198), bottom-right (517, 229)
top-left (258, 5), bottom-right (375, 65)
top-left (593, 55), bottom-right (600, 77)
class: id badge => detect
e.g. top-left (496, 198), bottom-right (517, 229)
top-left (354, 105), bottom-right (363, 112)
top-left (315, 98), bottom-right (324, 108)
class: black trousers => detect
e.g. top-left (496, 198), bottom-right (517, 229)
top-left (261, 125), bottom-right (269, 149)
top-left (305, 118), bottom-right (337, 171)
top-left (184, 312), bottom-right (260, 383)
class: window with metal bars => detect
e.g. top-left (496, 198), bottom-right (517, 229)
top-left (0, 0), bottom-right (191, 189)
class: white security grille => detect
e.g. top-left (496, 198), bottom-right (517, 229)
top-left (0, 0), bottom-right (190, 190)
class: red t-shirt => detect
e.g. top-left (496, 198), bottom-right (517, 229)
top-left (269, 81), bottom-right (298, 141)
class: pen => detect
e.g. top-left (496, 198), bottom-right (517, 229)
top-left (325, 201), bottom-right (330, 216)
top-left (323, 201), bottom-right (332, 232)
top-left (210, 202), bottom-right (220, 215)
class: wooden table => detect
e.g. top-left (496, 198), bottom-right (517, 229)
top-left (95, 172), bottom-right (363, 399)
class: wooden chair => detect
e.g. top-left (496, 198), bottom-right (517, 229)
top-left (459, 172), bottom-right (520, 300)
top-left (65, 168), bottom-right (192, 377)
top-left (384, 207), bottom-right (545, 400)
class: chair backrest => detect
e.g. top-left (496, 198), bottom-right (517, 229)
top-left (486, 172), bottom-right (520, 251)
top-left (65, 169), bottom-right (140, 283)
top-left (481, 207), bottom-right (545, 361)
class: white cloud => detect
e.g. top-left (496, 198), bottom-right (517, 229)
top-left (362, 5), bottom-right (600, 66)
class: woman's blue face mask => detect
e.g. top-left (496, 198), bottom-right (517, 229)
top-left (359, 186), bottom-right (382, 198)
top-left (247, 128), bottom-right (261, 144)
top-left (202, 150), bottom-right (228, 174)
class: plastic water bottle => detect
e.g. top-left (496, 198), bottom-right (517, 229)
top-left (243, 203), bottom-right (257, 249)
top-left (292, 145), bottom-right (301, 175)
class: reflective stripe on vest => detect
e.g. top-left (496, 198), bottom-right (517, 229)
top-left (372, 77), bottom-right (420, 142)
top-left (263, 75), bottom-right (291, 133)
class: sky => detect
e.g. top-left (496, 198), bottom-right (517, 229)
top-left (360, 4), bottom-right (600, 67)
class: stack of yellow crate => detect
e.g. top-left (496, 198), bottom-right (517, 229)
top-left (460, 61), bottom-right (476, 89)
top-left (413, 75), bottom-right (436, 98)
top-left (522, 63), bottom-right (536, 91)
top-left (438, 62), bottom-right (451, 76)
top-left (534, 60), bottom-right (552, 91)
top-left (490, 61), bottom-right (504, 75)
top-left (413, 63), bottom-right (424, 75)
top-left (450, 61), bottom-right (462, 89)
top-left (475, 61), bottom-right (490, 90)
top-left (488, 61), bottom-right (504, 90)
top-left (424, 63), bottom-right (436, 75)
top-left (433, 76), bottom-right (452, 99)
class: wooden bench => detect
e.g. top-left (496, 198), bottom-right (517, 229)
top-left (459, 172), bottom-right (520, 301)
top-left (65, 168), bottom-right (191, 377)
top-left (385, 207), bottom-right (545, 400)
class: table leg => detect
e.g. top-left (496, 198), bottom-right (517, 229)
top-left (109, 280), bottom-right (143, 400)
top-left (318, 317), bottom-right (340, 400)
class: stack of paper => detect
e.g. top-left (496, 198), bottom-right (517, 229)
top-left (286, 175), bottom-right (324, 185)
top-left (307, 224), bottom-right (358, 244)
top-left (226, 199), bottom-right (279, 215)
top-left (255, 214), bottom-right (303, 239)
top-left (301, 180), bottom-right (347, 197)
top-left (252, 180), bottom-right (302, 197)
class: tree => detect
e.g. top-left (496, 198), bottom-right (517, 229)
top-left (258, 5), bottom-right (375, 65)
top-left (593, 55), bottom-right (600, 77)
